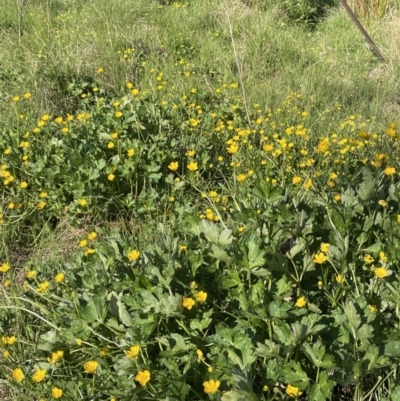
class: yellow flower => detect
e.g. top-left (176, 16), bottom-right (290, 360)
top-left (23, 93), bottom-right (32, 99)
top-left (336, 274), bottom-right (345, 284)
top-left (37, 281), bottom-right (49, 293)
top-left (379, 251), bottom-right (388, 262)
top-left (317, 138), bottom-right (329, 153)
top-left (182, 297), bottom-right (195, 310)
top-left (114, 111), bottom-right (123, 118)
top-left (4, 148), bottom-right (11, 155)
top-left (196, 349), bottom-right (204, 362)
top-left (0, 262), bottom-right (10, 273)
top-left (125, 345), bottom-right (140, 358)
top-left (12, 96), bottom-right (20, 102)
top-left (295, 296), bottom-right (307, 308)
top-left (2, 336), bottom-right (16, 345)
top-left (127, 249), bottom-right (140, 261)
top-left (38, 201), bottom-right (46, 210)
top-left (52, 387), bottom-right (63, 398)
top-left (369, 305), bottom-right (377, 313)
top-left (397, 214), bottom-right (400, 223)
top-left (127, 148), bottom-right (135, 157)
top-left (20, 181), bottom-right (28, 189)
top-left (203, 379), bottom-right (220, 394)
top-left (237, 174), bottom-right (247, 182)
top-left (107, 141), bottom-right (115, 149)
top-left (87, 232), bottom-right (97, 240)
top-left (286, 384), bottom-right (302, 397)
top-left (48, 350), bottom-right (64, 364)
top-left (375, 267), bottom-right (388, 279)
top-left (313, 252), bottom-right (328, 264)
top-left (334, 194), bottom-right (341, 202)
top-left (97, 67), bottom-right (104, 73)
top-left (83, 360), bottom-right (98, 374)
top-left (32, 369), bottom-right (46, 383)
top-left (320, 243), bottom-right (330, 253)
top-left (84, 248), bottom-right (96, 256)
top-left (186, 150), bottom-right (195, 157)
top-left (12, 368), bottom-right (24, 382)
top-left (168, 161), bottom-right (179, 171)
top-left (227, 142), bottom-right (239, 154)
top-left (79, 199), bottom-right (87, 206)
top-left (384, 167), bottom-right (396, 176)
top-left (187, 161), bottom-right (198, 171)
top-left (135, 370), bottom-right (151, 386)
top-left (3, 350), bottom-right (10, 358)
top-left (292, 176), bottom-right (302, 185)
top-left (178, 245), bottom-right (187, 251)
top-left (378, 200), bottom-right (388, 208)
top-left (364, 254), bottom-right (374, 264)
top-left (79, 239), bottom-right (88, 248)
top-left (26, 270), bottom-right (37, 280)
top-left (303, 178), bottom-right (312, 190)
top-left (195, 291), bottom-right (207, 302)
top-left (108, 173), bottom-right (115, 181)
top-left (54, 273), bottom-right (65, 283)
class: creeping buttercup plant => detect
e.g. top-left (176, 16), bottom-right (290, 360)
top-left (1, 0), bottom-right (400, 400)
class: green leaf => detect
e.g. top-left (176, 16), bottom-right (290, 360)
top-left (219, 229), bottom-right (233, 245)
top-left (358, 179), bottom-right (375, 201)
top-left (247, 238), bottom-right (266, 269)
top-left (255, 340), bottom-right (280, 358)
top-left (210, 244), bottom-right (231, 262)
top-left (385, 341), bottom-right (400, 357)
top-left (344, 301), bottom-right (361, 335)
top-left (79, 294), bottom-right (107, 324)
top-left (309, 384), bottom-right (325, 401)
top-left (201, 219), bottom-right (219, 243)
top-left (281, 361), bottom-right (309, 384)
top-left (170, 333), bottom-right (187, 351)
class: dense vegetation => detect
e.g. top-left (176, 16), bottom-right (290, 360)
top-left (1, 0), bottom-right (400, 400)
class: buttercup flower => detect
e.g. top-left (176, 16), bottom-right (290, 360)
top-left (52, 387), bottom-right (63, 398)
top-left (48, 350), bottom-right (64, 364)
top-left (32, 369), bottom-right (46, 383)
top-left (313, 252), bottom-right (328, 264)
top-left (0, 262), bottom-right (10, 273)
top-left (125, 345), bottom-right (140, 358)
top-left (187, 161), bottom-right (198, 171)
top-left (320, 243), bottom-right (330, 253)
top-left (83, 360), bottom-right (98, 374)
top-left (54, 273), bottom-right (65, 283)
top-left (196, 349), bottom-right (204, 362)
top-left (375, 267), bottom-right (388, 279)
top-left (182, 297), bottom-right (195, 310)
top-left (127, 249), bottom-right (140, 261)
top-left (12, 368), bottom-right (24, 382)
top-left (168, 161), bottom-right (179, 171)
top-left (295, 296), bottom-right (307, 308)
top-left (135, 370), bottom-right (151, 386)
top-left (37, 281), bottom-right (49, 293)
top-left (286, 384), bottom-right (302, 397)
top-left (87, 232), bottom-right (97, 240)
top-left (203, 379), bottom-right (220, 394)
top-left (195, 291), bottom-right (207, 302)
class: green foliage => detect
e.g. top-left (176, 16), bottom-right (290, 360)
top-left (0, 1), bottom-right (400, 401)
